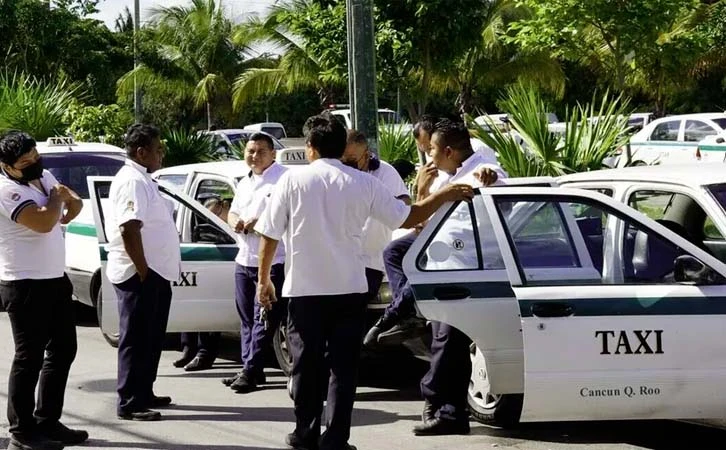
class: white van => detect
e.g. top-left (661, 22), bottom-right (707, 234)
top-left (242, 122), bottom-right (288, 140)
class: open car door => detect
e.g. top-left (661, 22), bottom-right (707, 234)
top-left (88, 176), bottom-right (240, 345)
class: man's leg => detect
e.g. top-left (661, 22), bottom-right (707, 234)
top-left (146, 271), bottom-right (172, 400)
top-left (287, 296), bottom-right (326, 448)
top-left (319, 294), bottom-right (367, 450)
top-left (234, 264), bottom-right (285, 392)
top-left (1, 280), bottom-right (53, 441)
top-left (35, 276), bottom-right (88, 445)
top-left (364, 232), bottom-right (421, 346)
top-left (234, 264), bottom-right (257, 367)
top-left (183, 331), bottom-right (220, 371)
top-left (174, 333), bottom-right (197, 368)
top-left (415, 321), bottom-right (471, 436)
top-left (115, 274), bottom-right (158, 419)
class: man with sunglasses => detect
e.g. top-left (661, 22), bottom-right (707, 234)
top-left (0, 131), bottom-right (87, 450)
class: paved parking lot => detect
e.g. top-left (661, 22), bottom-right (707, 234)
top-left (0, 310), bottom-right (724, 450)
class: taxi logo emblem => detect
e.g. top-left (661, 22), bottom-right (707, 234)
top-left (453, 239), bottom-right (465, 250)
top-left (125, 201), bottom-right (135, 212)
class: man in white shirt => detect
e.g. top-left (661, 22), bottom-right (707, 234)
top-left (0, 131), bottom-right (86, 450)
top-left (223, 133), bottom-right (287, 393)
top-left (254, 114), bottom-right (473, 450)
top-left (106, 124), bottom-right (181, 422)
top-left (342, 130), bottom-right (410, 312)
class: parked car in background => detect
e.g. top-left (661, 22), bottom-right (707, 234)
top-left (243, 122), bottom-right (287, 140)
top-left (618, 112), bottom-right (726, 167)
top-left (37, 137), bottom-right (126, 310)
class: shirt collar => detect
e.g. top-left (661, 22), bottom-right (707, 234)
top-left (313, 158), bottom-right (345, 168)
top-left (248, 161), bottom-right (280, 180)
top-left (451, 152), bottom-right (481, 180)
top-left (0, 166), bottom-right (44, 186)
top-left (125, 158), bottom-right (153, 179)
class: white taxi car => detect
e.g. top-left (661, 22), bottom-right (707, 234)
top-left (37, 137), bottom-right (126, 309)
top-left (408, 169), bottom-right (726, 426)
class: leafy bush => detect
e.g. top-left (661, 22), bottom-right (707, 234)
top-left (378, 122), bottom-right (417, 163)
top-left (0, 72), bottom-right (79, 140)
top-left (161, 128), bottom-right (219, 167)
top-left (64, 102), bottom-right (134, 147)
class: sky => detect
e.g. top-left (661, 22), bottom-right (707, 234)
top-left (91, 0), bottom-right (275, 29)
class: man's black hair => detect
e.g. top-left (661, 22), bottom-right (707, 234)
top-left (391, 159), bottom-right (416, 180)
top-left (0, 131), bottom-right (37, 166)
top-left (124, 123), bottom-right (161, 158)
top-left (249, 132), bottom-right (274, 150)
top-left (432, 118), bottom-right (473, 153)
top-left (346, 129), bottom-right (367, 146)
top-left (413, 114), bottom-right (436, 140)
top-left (302, 113), bottom-right (347, 158)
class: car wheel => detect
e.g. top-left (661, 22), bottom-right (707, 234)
top-left (273, 319), bottom-right (292, 376)
top-left (287, 377), bottom-right (294, 400)
top-left (95, 290), bottom-right (120, 348)
top-left (468, 344), bottom-right (522, 427)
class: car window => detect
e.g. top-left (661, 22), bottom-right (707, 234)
top-left (418, 201), bottom-right (504, 271)
top-left (261, 127), bottom-right (285, 139)
top-left (713, 118), bottom-right (726, 130)
top-left (195, 179), bottom-right (235, 203)
top-left (627, 190), bottom-right (673, 220)
top-left (704, 217), bottom-right (722, 240)
top-left (649, 121), bottom-right (680, 141)
top-left (160, 187), bottom-right (234, 245)
top-left (684, 120), bottom-right (718, 142)
top-left (497, 196), bottom-right (721, 286)
top-left (43, 153), bottom-right (125, 199)
top-left (156, 174), bottom-right (188, 191)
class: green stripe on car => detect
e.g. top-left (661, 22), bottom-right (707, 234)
top-left (99, 245), bottom-right (237, 262)
top-left (66, 222), bottom-right (97, 237)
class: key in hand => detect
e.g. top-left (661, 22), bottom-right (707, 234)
top-left (260, 307), bottom-right (269, 331)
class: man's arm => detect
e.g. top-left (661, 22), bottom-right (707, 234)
top-left (15, 186), bottom-right (65, 233)
top-left (59, 185), bottom-right (83, 224)
top-left (257, 234), bottom-right (279, 309)
top-left (401, 184), bottom-right (473, 228)
top-left (119, 220), bottom-right (149, 281)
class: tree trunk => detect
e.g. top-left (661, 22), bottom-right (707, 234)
top-left (206, 101), bottom-right (212, 130)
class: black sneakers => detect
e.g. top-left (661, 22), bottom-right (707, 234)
top-left (8, 434), bottom-right (64, 450)
top-left (38, 422), bottom-right (88, 446)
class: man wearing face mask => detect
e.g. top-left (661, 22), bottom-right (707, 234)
top-left (342, 130), bottom-right (411, 309)
top-left (0, 131), bottom-right (87, 450)
top-left (106, 124), bottom-right (181, 421)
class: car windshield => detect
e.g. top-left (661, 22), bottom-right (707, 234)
top-left (378, 111), bottom-right (398, 124)
top-left (43, 152), bottom-right (125, 199)
top-left (708, 183), bottom-right (726, 211)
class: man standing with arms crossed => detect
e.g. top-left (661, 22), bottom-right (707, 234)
top-left (0, 131), bottom-right (87, 450)
top-left (106, 124), bottom-right (180, 421)
top-left (223, 133), bottom-right (287, 393)
top-left (254, 114), bottom-right (473, 450)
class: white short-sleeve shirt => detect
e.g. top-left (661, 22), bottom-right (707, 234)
top-left (229, 162), bottom-right (287, 267)
top-left (255, 158), bottom-right (410, 297)
top-left (105, 159), bottom-right (181, 284)
top-left (0, 170), bottom-right (65, 280)
top-left (362, 160), bottom-right (410, 272)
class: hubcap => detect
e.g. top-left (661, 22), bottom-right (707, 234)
top-left (468, 344), bottom-right (501, 410)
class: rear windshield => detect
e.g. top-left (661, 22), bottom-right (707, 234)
top-left (713, 118), bottom-right (726, 130)
top-left (43, 153), bottom-right (125, 199)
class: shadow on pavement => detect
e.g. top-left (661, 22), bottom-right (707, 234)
top-left (83, 441), bottom-right (287, 450)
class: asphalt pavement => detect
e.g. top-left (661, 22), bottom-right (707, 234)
top-left (0, 308), bottom-right (724, 450)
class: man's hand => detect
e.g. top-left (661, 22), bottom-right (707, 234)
top-left (51, 184), bottom-right (78, 202)
top-left (243, 218), bottom-right (258, 235)
top-left (474, 167), bottom-right (498, 186)
top-left (416, 162), bottom-right (438, 198)
top-left (438, 183), bottom-right (475, 203)
top-left (233, 219), bottom-right (245, 234)
top-left (138, 265), bottom-right (149, 282)
top-left (257, 279), bottom-right (277, 309)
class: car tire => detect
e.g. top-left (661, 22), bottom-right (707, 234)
top-left (468, 344), bottom-right (522, 428)
top-left (273, 319), bottom-right (292, 376)
top-left (95, 290), bottom-right (120, 348)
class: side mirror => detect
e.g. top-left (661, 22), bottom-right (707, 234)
top-left (674, 255), bottom-right (723, 285)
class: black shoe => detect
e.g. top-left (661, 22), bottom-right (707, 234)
top-left (377, 317), bottom-right (428, 345)
top-left (8, 434), bottom-right (64, 450)
top-left (285, 432), bottom-right (317, 450)
top-left (38, 422), bottom-right (88, 445)
top-left (422, 400), bottom-right (437, 423)
top-left (224, 369), bottom-right (265, 387)
top-left (363, 316), bottom-right (394, 347)
top-left (413, 417), bottom-right (470, 436)
top-left (184, 356), bottom-right (214, 372)
top-left (173, 348), bottom-right (195, 368)
top-left (117, 409), bottom-right (162, 421)
top-left (150, 395), bottom-right (172, 408)
top-left (221, 370), bottom-right (243, 386)
top-left (230, 370), bottom-right (258, 393)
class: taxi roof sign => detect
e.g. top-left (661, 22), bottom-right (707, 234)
top-left (46, 137), bottom-right (76, 146)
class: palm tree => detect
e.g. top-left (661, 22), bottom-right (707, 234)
top-left (231, 0), bottom-right (345, 111)
top-left (117, 0), bottom-right (245, 129)
top-left (432, 0), bottom-right (565, 115)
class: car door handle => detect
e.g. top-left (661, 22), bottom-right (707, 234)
top-left (531, 302), bottom-right (573, 318)
top-left (432, 286), bottom-right (471, 301)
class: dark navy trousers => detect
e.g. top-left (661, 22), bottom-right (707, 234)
top-left (382, 231), bottom-right (472, 421)
top-left (180, 332), bottom-right (220, 359)
top-left (381, 232), bottom-right (417, 322)
top-left (287, 293), bottom-right (367, 450)
top-left (113, 269), bottom-right (172, 415)
top-left (234, 263), bottom-right (285, 376)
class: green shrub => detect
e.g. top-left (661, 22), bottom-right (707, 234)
top-left (64, 102), bottom-right (134, 147)
top-left (162, 128), bottom-right (219, 167)
top-left (378, 122), bottom-right (417, 163)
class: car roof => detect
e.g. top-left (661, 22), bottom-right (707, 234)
top-left (558, 164), bottom-right (726, 187)
top-left (155, 160), bottom-right (250, 180)
top-left (36, 139), bottom-right (125, 154)
top-left (651, 112), bottom-right (726, 122)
